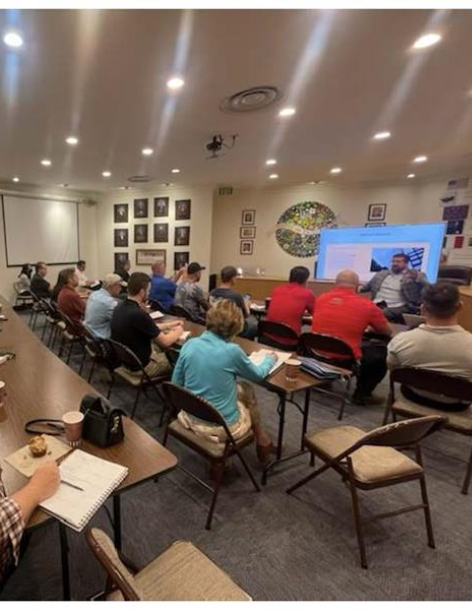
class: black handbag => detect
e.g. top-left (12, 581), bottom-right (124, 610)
top-left (80, 395), bottom-right (125, 447)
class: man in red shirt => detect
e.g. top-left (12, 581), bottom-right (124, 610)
top-left (266, 266), bottom-right (315, 345)
top-left (311, 269), bottom-right (392, 404)
top-left (57, 267), bottom-right (86, 330)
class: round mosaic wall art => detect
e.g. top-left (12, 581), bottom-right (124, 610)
top-left (275, 201), bottom-right (337, 258)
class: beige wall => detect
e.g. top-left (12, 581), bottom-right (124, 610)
top-left (96, 186), bottom-right (213, 287)
top-left (211, 180), bottom-right (446, 278)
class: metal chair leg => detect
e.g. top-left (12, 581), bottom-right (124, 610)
top-left (338, 376), bottom-right (351, 421)
top-left (66, 341), bottom-right (74, 365)
top-left (206, 462), bottom-right (224, 530)
top-left (233, 446), bottom-right (261, 492)
top-left (78, 346), bottom-right (87, 376)
top-left (107, 373), bottom-right (115, 399)
top-left (88, 360), bottom-right (96, 383)
top-left (130, 384), bottom-right (143, 420)
top-left (461, 440), bottom-right (472, 495)
top-left (41, 319), bottom-right (48, 341)
top-left (58, 335), bottom-right (65, 359)
top-left (347, 458), bottom-right (368, 569)
top-left (415, 446), bottom-right (435, 547)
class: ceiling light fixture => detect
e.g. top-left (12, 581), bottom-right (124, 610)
top-left (266, 159), bottom-right (277, 166)
top-left (269, 173), bottom-right (279, 179)
top-left (142, 147), bottom-right (154, 156)
top-left (41, 159), bottom-right (52, 167)
top-left (413, 155), bottom-right (427, 163)
top-left (60, 183), bottom-right (70, 187)
top-left (102, 171), bottom-right (112, 178)
top-left (412, 33), bottom-right (442, 50)
top-left (167, 76), bottom-right (185, 90)
top-left (118, 186), bottom-right (130, 190)
top-left (407, 173), bottom-right (416, 179)
top-left (279, 107), bottom-right (296, 117)
top-left (12, 177), bottom-right (19, 183)
top-left (330, 167), bottom-right (342, 174)
top-left (66, 136), bottom-right (79, 146)
top-left (373, 131), bottom-right (391, 140)
top-left (3, 31), bottom-right (23, 48)
top-left (161, 182), bottom-right (173, 187)
top-left (171, 168), bottom-right (180, 174)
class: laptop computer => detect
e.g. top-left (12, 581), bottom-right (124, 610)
top-left (403, 313), bottom-right (426, 329)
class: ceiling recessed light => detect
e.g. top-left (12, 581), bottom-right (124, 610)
top-left (373, 131), bottom-right (391, 140)
top-left (407, 173), bottom-right (416, 179)
top-left (269, 173), bottom-right (279, 179)
top-left (3, 32), bottom-right (23, 48)
top-left (266, 159), bottom-right (277, 166)
top-left (412, 33), bottom-right (442, 50)
top-left (118, 186), bottom-right (130, 190)
top-left (142, 147), bottom-right (154, 156)
top-left (161, 182), bottom-right (173, 187)
top-left (330, 167), bottom-right (342, 174)
top-left (413, 155), bottom-right (427, 163)
top-left (41, 159), bottom-right (52, 167)
top-left (65, 136), bottom-right (79, 146)
top-left (60, 183), bottom-right (70, 188)
top-left (167, 77), bottom-right (185, 90)
top-left (279, 107), bottom-right (296, 117)
top-left (171, 168), bottom-right (180, 174)
top-left (102, 171), bottom-right (112, 178)
top-left (12, 177), bottom-right (19, 183)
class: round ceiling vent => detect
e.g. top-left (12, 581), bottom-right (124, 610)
top-left (220, 86), bottom-right (283, 114)
top-left (128, 175), bottom-right (152, 183)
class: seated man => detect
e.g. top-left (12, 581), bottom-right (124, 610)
top-left (30, 262), bottom-right (52, 299)
top-left (111, 272), bottom-right (184, 377)
top-left (312, 270), bottom-right (392, 404)
top-left (174, 262), bottom-right (209, 320)
top-left (57, 268), bottom-right (86, 328)
top-left (85, 273), bottom-right (123, 339)
top-left (362, 253), bottom-right (428, 322)
top-left (115, 258), bottom-right (131, 287)
top-left (209, 265), bottom-right (258, 339)
top-left (0, 461), bottom-right (59, 586)
top-left (266, 266), bottom-right (315, 345)
top-left (387, 282), bottom-right (472, 411)
top-left (149, 261), bottom-right (185, 310)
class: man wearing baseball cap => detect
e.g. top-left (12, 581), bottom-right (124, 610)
top-left (174, 262), bottom-right (209, 320)
top-left (85, 273), bottom-right (124, 339)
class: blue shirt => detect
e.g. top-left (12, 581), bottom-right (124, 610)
top-left (84, 288), bottom-right (118, 339)
top-left (149, 274), bottom-right (177, 310)
top-left (172, 331), bottom-right (275, 424)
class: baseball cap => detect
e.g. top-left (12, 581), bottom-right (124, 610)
top-left (187, 262), bottom-right (206, 275)
top-left (103, 273), bottom-right (126, 287)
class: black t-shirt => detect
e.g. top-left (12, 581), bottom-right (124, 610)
top-left (209, 287), bottom-right (248, 319)
top-left (111, 299), bottom-right (160, 369)
top-left (30, 274), bottom-right (51, 299)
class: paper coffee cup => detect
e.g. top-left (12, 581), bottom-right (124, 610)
top-left (285, 359), bottom-right (301, 381)
top-left (62, 411), bottom-right (84, 445)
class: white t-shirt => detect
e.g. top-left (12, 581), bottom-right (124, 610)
top-left (374, 273), bottom-right (405, 308)
top-left (75, 267), bottom-right (88, 287)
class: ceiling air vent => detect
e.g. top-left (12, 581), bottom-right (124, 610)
top-left (220, 86), bottom-right (283, 114)
top-left (128, 175), bottom-right (152, 183)
top-left (218, 186), bottom-right (233, 195)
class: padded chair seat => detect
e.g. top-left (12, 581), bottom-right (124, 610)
top-left (168, 419), bottom-right (253, 458)
top-left (306, 425), bottom-right (423, 484)
top-left (115, 366), bottom-right (168, 386)
top-left (107, 540), bottom-right (250, 601)
top-left (393, 397), bottom-right (472, 433)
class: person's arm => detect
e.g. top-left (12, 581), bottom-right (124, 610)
top-left (171, 347), bottom-right (185, 385)
top-left (171, 266), bottom-right (186, 283)
top-left (194, 286), bottom-right (210, 311)
top-left (360, 278), bottom-right (373, 293)
top-left (155, 325), bottom-right (184, 348)
top-left (368, 305), bottom-right (393, 336)
top-left (233, 345), bottom-right (276, 382)
top-left (157, 320), bottom-right (184, 332)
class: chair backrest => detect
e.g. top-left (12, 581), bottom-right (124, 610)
top-left (208, 273), bottom-right (218, 292)
top-left (163, 381), bottom-right (227, 427)
top-left (107, 339), bottom-right (145, 372)
top-left (257, 320), bottom-right (299, 350)
top-left (170, 304), bottom-right (195, 322)
top-left (360, 415), bottom-right (446, 449)
top-left (390, 367), bottom-right (472, 402)
top-left (86, 528), bottom-right (142, 601)
top-left (438, 265), bottom-right (472, 286)
top-left (298, 332), bottom-right (356, 362)
top-left (56, 308), bottom-right (83, 336)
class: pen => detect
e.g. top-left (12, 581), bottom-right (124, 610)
top-left (61, 479), bottom-right (84, 492)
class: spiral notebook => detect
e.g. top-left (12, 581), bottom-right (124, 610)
top-left (39, 450), bottom-right (128, 532)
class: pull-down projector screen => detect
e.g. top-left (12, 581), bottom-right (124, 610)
top-left (1, 195), bottom-right (79, 267)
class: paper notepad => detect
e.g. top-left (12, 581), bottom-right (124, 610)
top-left (150, 310), bottom-right (165, 320)
top-left (249, 349), bottom-right (293, 376)
top-left (40, 450), bottom-right (128, 532)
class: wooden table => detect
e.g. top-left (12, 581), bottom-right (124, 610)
top-left (0, 298), bottom-right (177, 599)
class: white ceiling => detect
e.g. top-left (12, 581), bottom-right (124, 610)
top-left (1, 9), bottom-right (472, 192)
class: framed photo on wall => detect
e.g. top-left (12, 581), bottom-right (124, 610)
top-left (114, 252), bottom-right (129, 272)
top-left (134, 224), bottom-right (148, 243)
top-left (174, 251), bottom-right (189, 270)
top-left (134, 198), bottom-right (149, 218)
top-left (114, 203), bottom-right (128, 223)
top-left (174, 226), bottom-right (190, 246)
top-left (368, 203), bottom-right (386, 221)
top-left (154, 197), bottom-right (169, 217)
top-left (240, 226), bottom-right (256, 239)
top-left (153, 223), bottom-right (169, 243)
top-left (240, 240), bottom-right (254, 255)
top-left (114, 228), bottom-right (128, 247)
top-left (241, 210), bottom-right (256, 225)
top-left (175, 199), bottom-right (191, 220)
top-left (136, 248), bottom-right (166, 267)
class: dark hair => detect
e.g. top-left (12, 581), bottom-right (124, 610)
top-left (392, 253), bottom-right (410, 263)
top-left (52, 268), bottom-right (74, 300)
top-left (19, 264), bottom-right (32, 279)
top-left (422, 282), bottom-right (460, 318)
top-left (77, 260), bottom-right (86, 267)
top-left (289, 266), bottom-right (310, 285)
top-left (62, 267), bottom-right (77, 284)
top-left (35, 261), bottom-right (46, 274)
top-left (221, 265), bottom-right (238, 283)
top-left (128, 272), bottom-right (150, 296)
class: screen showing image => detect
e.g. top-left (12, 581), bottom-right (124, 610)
top-left (316, 223), bottom-right (445, 282)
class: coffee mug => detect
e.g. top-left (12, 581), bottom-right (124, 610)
top-left (285, 359), bottom-right (301, 382)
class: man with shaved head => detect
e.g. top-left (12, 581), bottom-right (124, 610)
top-left (149, 260), bottom-right (186, 311)
top-left (312, 269), bottom-right (392, 404)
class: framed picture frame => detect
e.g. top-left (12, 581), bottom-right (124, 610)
top-left (368, 203), bottom-right (386, 221)
top-left (114, 228), bottom-right (129, 247)
top-left (175, 199), bottom-right (191, 220)
top-left (154, 197), bottom-right (169, 217)
top-left (153, 223), bottom-right (169, 243)
top-left (134, 224), bottom-right (148, 243)
top-left (240, 240), bottom-right (254, 255)
top-left (174, 226), bottom-right (190, 246)
top-left (240, 226), bottom-right (256, 239)
top-left (134, 198), bottom-right (149, 218)
top-left (241, 210), bottom-right (256, 225)
top-left (114, 203), bottom-right (128, 223)
top-left (135, 248), bottom-right (166, 267)
top-left (365, 222), bottom-right (386, 227)
top-left (174, 251), bottom-right (189, 271)
top-left (114, 252), bottom-right (129, 271)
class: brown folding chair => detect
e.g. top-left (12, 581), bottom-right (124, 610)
top-left (86, 527), bottom-right (251, 601)
top-left (383, 367), bottom-right (472, 494)
top-left (298, 332), bottom-right (357, 420)
top-left (56, 309), bottom-right (86, 368)
top-left (162, 382), bottom-right (260, 530)
top-left (257, 320), bottom-right (299, 352)
top-left (287, 415), bottom-right (445, 568)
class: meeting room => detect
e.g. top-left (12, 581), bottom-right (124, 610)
top-left (1, 1), bottom-right (472, 605)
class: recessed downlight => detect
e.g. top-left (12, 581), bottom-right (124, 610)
top-left (41, 159), bottom-right (52, 167)
top-left (3, 32), bottom-right (23, 48)
top-left (142, 147), bottom-right (154, 156)
top-left (161, 182), bottom-right (173, 187)
top-left (373, 131), bottom-right (391, 140)
top-left (167, 77), bottom-right (185, 90)
top-left (413, 155), bottom-right (427, 163)
top-left (102, 171), bottom-right (112, 178)
top-left (12, 177), bottom-right (19, 183)
top-left (266, 159), bottom-right (277, 166)
top-left (60, 183), bottom-right (70, 188)
top-left (279, 107), bottom-right (296, 117)
top-left (66, 136), bottom-right (79, 146)
top-left (171, 168), bottom-right (180, 174)
top-left (407, 173), bottom-right (416, 179)
top-left (412, 33), bottom-right (442, 50)
top-left (269, 173), bottom-right (279, 179)
top-left (330, 167), bottom-right (342, 174)
top-left (118, 186), bottom-right (130, 190)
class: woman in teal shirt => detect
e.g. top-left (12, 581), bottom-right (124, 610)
top-left (172, 299), bottom-right (276, 463)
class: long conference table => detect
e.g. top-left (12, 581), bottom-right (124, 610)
top-left (0, 297), bottom-right (178, 600)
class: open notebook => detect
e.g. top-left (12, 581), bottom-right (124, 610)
top-left (249, 349), bottom-right (293, 376)
top-left (40, 450), bottom-right (128, 532)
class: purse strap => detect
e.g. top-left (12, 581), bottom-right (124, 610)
top-left (24, 419), bottom-right (65, 436)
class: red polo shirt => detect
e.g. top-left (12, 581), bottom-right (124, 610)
top-left (266, 282), bottom-right (315, 342)
top-left (311, 286), bottom-right (388, 359)
top-left (57, 286), bottom-right (86, 327)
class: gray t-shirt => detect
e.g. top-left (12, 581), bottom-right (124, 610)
top-left (375, 274), bottom-right (405, 307)
top-left (174, 280), bottom-right (206, 319)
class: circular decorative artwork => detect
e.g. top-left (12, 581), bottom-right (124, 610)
top-left (275, 201), bottom-right (337, 258)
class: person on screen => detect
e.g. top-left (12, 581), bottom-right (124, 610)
top-left (362, 253), bottom-right (428, 322)
top-left (387, 282), bottom-right (472, 410)
top-left (30, 262), bottom-right (52, 299)
top-left (312, 270), bottom-right (392, 404)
